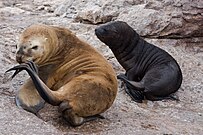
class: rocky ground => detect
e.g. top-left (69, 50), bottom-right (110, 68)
top-left (0, 0), bottom-right (202, 134)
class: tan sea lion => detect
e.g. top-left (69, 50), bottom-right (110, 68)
top-left (6, 24), bottom-right (118, 126)
top-left (95, 21), bottom-right (182, 103)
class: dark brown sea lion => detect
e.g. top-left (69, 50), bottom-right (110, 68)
top-left (6, 24), bottom-right (118, 126)
top-left (95, 21), bottom-right (182, 103)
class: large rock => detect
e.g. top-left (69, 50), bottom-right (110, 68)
top-left (54, 0), bottom-right (123, 23)
top-left (54, 0), bottom-right (203, 38)
top-left (0, 7), bottom-right (25, 15)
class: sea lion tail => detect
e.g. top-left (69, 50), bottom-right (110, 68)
top-left (117, 73), bottom-right (145, 91)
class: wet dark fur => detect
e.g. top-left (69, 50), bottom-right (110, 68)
top-left (95, 21), bottom-right (182, 102)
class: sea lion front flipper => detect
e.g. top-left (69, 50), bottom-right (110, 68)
top-left (15, 78), bottom-right (45, 118)
top-left (124, 84), bottom-right (144, 103)
top-left (16, 95), bottom-right (44, 118)
top-left (117, 73), bottom-right (145, 91)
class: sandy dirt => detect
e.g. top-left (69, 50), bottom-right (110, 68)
top-left (0, 0), bottom-right (202, 134)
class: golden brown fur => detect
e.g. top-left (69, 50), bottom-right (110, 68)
top-left (14, 24), bottom-right (118, 126)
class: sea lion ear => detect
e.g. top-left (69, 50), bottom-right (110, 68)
top-left (41, 37), bottom-right (48, 44)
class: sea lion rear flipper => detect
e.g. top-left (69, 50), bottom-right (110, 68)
top-left (117, 73), bottom-right (144, 91)
top-left (84, 114), bottom-right (105, 122)
top-left (145, 94), bottom-right (180, 101)
top-left (7, 61), bottom-right (61, 106)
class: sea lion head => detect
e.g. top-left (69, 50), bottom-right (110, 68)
top-left (16, 24), bottom-right (61, 66)
top-left (95, 21), bottom-right (138, 49)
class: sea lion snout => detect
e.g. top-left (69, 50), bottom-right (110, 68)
top-left (16, 55), bottom-right (23, 63)
top-left (16, 48), bottom-right (24, 63)
top-left (16, 46), bottom-right (27, 63)
top-left (95, 23), bottom-right (121, 46)
top-left (95, 27), bottom-right (107, 37)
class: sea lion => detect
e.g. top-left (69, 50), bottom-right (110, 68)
top-left (6, 24), bottom-right (118, 126)
top-left (95, 21), bottom-right (182, 103)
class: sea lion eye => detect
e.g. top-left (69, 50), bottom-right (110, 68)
top-left (15, 45), bottom-right (17, 49)
top-left (31, 46), bottom-right (38, 50)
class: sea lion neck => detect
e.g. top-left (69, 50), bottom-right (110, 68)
top-left (110, 31), bottom-right (140, 71)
